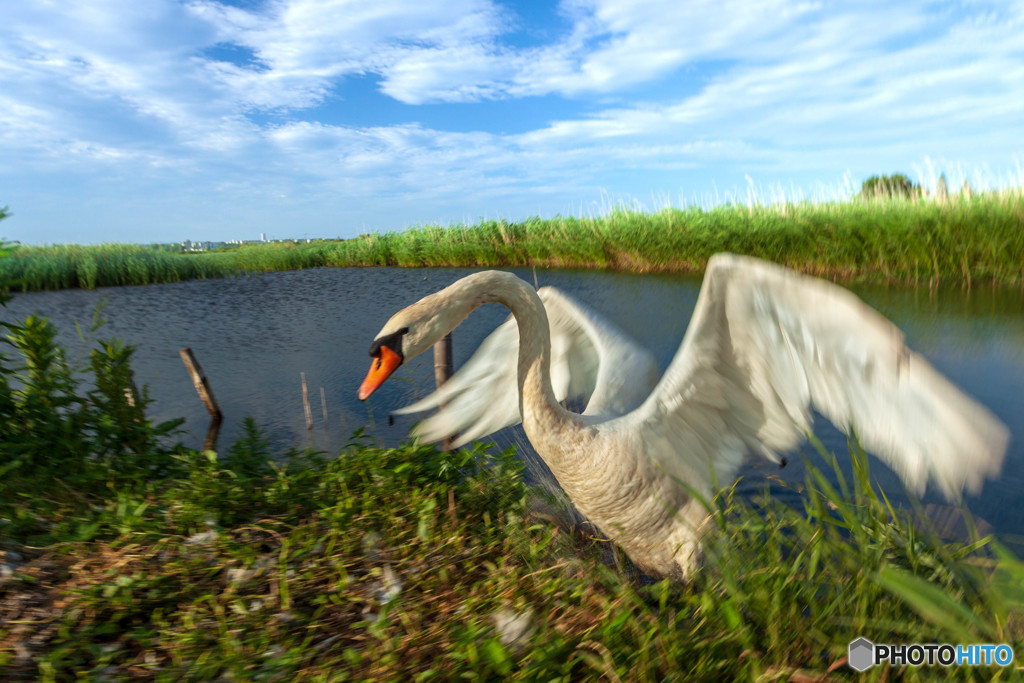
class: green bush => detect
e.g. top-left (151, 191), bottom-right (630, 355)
top-left (860, 173), bottom-right (922, 200)
top-left (0, 307), bottom-right (183, 485)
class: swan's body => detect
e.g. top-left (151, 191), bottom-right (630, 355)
top-left (358, 254), bottom-right (1009, 580)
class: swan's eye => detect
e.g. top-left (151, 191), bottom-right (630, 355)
top-left (368, 327), bottom-right (410, 361)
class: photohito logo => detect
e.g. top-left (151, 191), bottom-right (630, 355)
top-left (849, 637), bottom-right (1014, 671)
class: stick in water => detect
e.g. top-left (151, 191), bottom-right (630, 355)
top-left (301, 372), bottom-right (313, 432)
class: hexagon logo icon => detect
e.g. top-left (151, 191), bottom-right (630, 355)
top-left (849, 637), bottom-right (875, 672)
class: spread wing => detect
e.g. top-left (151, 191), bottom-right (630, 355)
top-left (395, 286), bottom-right (660, 448)
top-left (620, 253), bottom-right (1008, 501)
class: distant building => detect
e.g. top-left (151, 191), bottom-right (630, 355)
top-left (178, 240), bottom-right (226, 252)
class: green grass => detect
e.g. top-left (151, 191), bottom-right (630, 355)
top-left (3, 189), bottom-right (1024, 291)
top-left (1, 293), bottom-right (1022, 680)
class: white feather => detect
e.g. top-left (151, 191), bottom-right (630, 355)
top-left (617, 254), bottom-right (1008, 503)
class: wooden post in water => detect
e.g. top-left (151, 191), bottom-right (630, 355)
top-left (179, 347), bottom-right (223, 451)
top-left (320, 387), bottom-right (329, 430)
top-left (433, 333), bottom-right (454, 451)
top-left (319, 386), bottom-right (330, 446)
top-left (301, 372), bottom-right (313, 432)
top-left (124, 370), bottom-right (141, 410)
top-left (180, 348), bottom-right (222, 420)
top-left (202, 418), bottom-right (222, 453)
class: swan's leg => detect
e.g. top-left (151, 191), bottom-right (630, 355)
top-left (668, 497), bottom-right (713, 580)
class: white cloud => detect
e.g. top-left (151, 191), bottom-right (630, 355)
top-left (514, 1), bottom-right (1024, 158)
top-left (0, 1), bottom-right (244, 157)
top-left (183, 0), bottom-right (830, 106)
top-left (187, 0), bottom-right (512, 107)
top-left (2, 0), bottom-right (1024, 243)
top-left (377, 45), bottom-right (519, 104)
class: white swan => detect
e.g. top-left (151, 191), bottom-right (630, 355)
top-left (393, 286), bottom-right (662, 447)
top-left (358, 254), bottom-right (1009, 580)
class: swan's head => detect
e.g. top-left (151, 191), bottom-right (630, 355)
top-left (358, 288), bottom-right (469, 401)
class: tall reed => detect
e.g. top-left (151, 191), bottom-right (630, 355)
top-left (2, 188), bottom-right (1022, 291)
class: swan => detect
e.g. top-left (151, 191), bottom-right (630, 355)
top-left (357, 253), bottom-right (1009, 580)
top-left (393, 286), bottom-right (662, 448)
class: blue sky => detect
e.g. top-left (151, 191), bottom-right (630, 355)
top-left (1, 0), bottom-right (1023, 245)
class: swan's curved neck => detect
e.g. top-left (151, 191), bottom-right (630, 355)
top-left (437, 271), bottom-right (580, 455)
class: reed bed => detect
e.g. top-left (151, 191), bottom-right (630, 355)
top-left (2, 189), bottom-right (1023, 292)
top-left (299, 190), bottom-right (1024, 285)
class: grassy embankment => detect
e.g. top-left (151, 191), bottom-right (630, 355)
top-left (2, 189), bottom-right (1023, 291)
top-left (1, 291), bottom-right (1022, 680)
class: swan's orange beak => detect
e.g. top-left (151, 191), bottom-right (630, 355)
top-left (358, 345), bottom-right (402, 400)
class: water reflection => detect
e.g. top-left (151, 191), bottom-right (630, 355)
top-left (2, 267), bottom-right (1021, 536)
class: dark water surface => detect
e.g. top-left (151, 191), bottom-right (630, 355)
top-left (4, 267), bottom-right (1022, 537)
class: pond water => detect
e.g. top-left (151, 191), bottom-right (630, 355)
top-left (3, 267), bottom-right (1022, 538)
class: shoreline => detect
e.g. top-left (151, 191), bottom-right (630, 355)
top-left (2, 192), bottom-right (1023, 292)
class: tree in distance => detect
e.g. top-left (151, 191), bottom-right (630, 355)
top-left (860, 174), bottom-right (922, 200)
